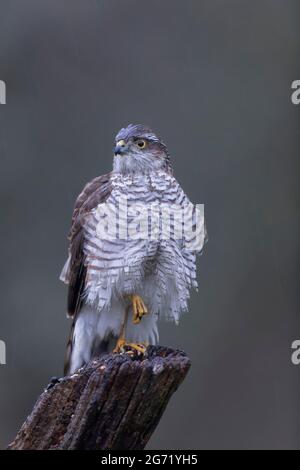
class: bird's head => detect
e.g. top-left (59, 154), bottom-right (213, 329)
top-left (113, 124), bottom-right (172, 174)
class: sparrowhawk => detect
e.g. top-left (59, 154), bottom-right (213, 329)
top-left (60, 124), bottom-right (206, 374)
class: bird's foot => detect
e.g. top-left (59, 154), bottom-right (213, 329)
top-left (125, 342), bottom-right (147, 355)
top-left (131, 294), bottom-right (148, 324)
top-left (113, 339), bottom-right (147, 356)
top-left (113, 338), bottom-right (126, 353)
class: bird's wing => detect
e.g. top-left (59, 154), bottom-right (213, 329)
top-left (63, 173), bottom-right (112, 375)
top-left (67, 172), bottom-right (112, 318)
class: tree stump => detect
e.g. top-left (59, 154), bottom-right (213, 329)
top-left (8, 346), bottom-right (191, 450)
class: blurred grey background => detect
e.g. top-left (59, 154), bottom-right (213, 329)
top-left (0, 0), bottom-right (299, 450)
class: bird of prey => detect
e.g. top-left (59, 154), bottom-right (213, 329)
top-left (60, 124), bottom-right (206, 375)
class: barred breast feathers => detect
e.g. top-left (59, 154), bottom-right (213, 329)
top-left (80, 170), bottom-right (205, 323)
top-left (60, 169), bottom-right (205, 322)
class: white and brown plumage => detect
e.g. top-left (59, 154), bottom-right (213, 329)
top-left (61, 124), bottom-right (206, 374)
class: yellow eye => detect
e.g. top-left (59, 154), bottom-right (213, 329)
top-left (136, 139), bottom-right (146, 149)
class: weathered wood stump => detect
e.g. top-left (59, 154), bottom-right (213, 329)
top-left (8, 346), bottom-right (191, 450)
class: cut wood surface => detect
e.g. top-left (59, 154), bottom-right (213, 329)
top-left (8, 346), bottom-right (191, 450)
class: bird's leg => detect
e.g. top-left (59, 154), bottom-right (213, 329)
top-left (113, 295), bottom-right (148, 355)
top-left (130, 294), bottom-right (148, 324)
top-left (113, 305), bottom-right (129, 353)
top-left (126, 294), bottom-right (148, 354)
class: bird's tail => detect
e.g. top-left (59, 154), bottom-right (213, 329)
top-left (64, 309), bottom-right (117, 376)
top-left (63, 313), bottom-right (78, 376)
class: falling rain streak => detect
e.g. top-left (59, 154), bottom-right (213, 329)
top-left (0, 80), bottom-right (6, 104)
top-left (0, 340), bottom-right (6, 365)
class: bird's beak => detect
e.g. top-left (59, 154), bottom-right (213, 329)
top-left (114, 139), bottom-right (127, 156)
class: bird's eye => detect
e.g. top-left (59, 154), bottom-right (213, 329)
top-left (136, 139), bottom-right (146, 149)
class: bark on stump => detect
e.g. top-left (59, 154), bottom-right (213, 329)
top-left (8, 346), bottom-right (191, 450)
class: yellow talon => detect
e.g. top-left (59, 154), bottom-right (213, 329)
top-left (131, 294), bottom-right (148, 324)
top-left (113, 297), bottom-right (148, 355)
top-left (113, 340), bottom-right (147, 355)
top-left (126, 342), bottom-right (147, 354)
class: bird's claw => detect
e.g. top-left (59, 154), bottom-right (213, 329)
top-left (125, 342), bottom-right (147, 355)
top-left (131, 294), bottom-right (148, 324)
top-left (113, 339), bottom-right (147, 356)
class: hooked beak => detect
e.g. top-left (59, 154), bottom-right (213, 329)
top-left (114, 139), bottom-right (127, 156)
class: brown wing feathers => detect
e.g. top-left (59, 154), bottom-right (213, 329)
top-left (64, 173), bottom-right (112, 375)
top-left (67, 173), bottom-right (112, 318)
